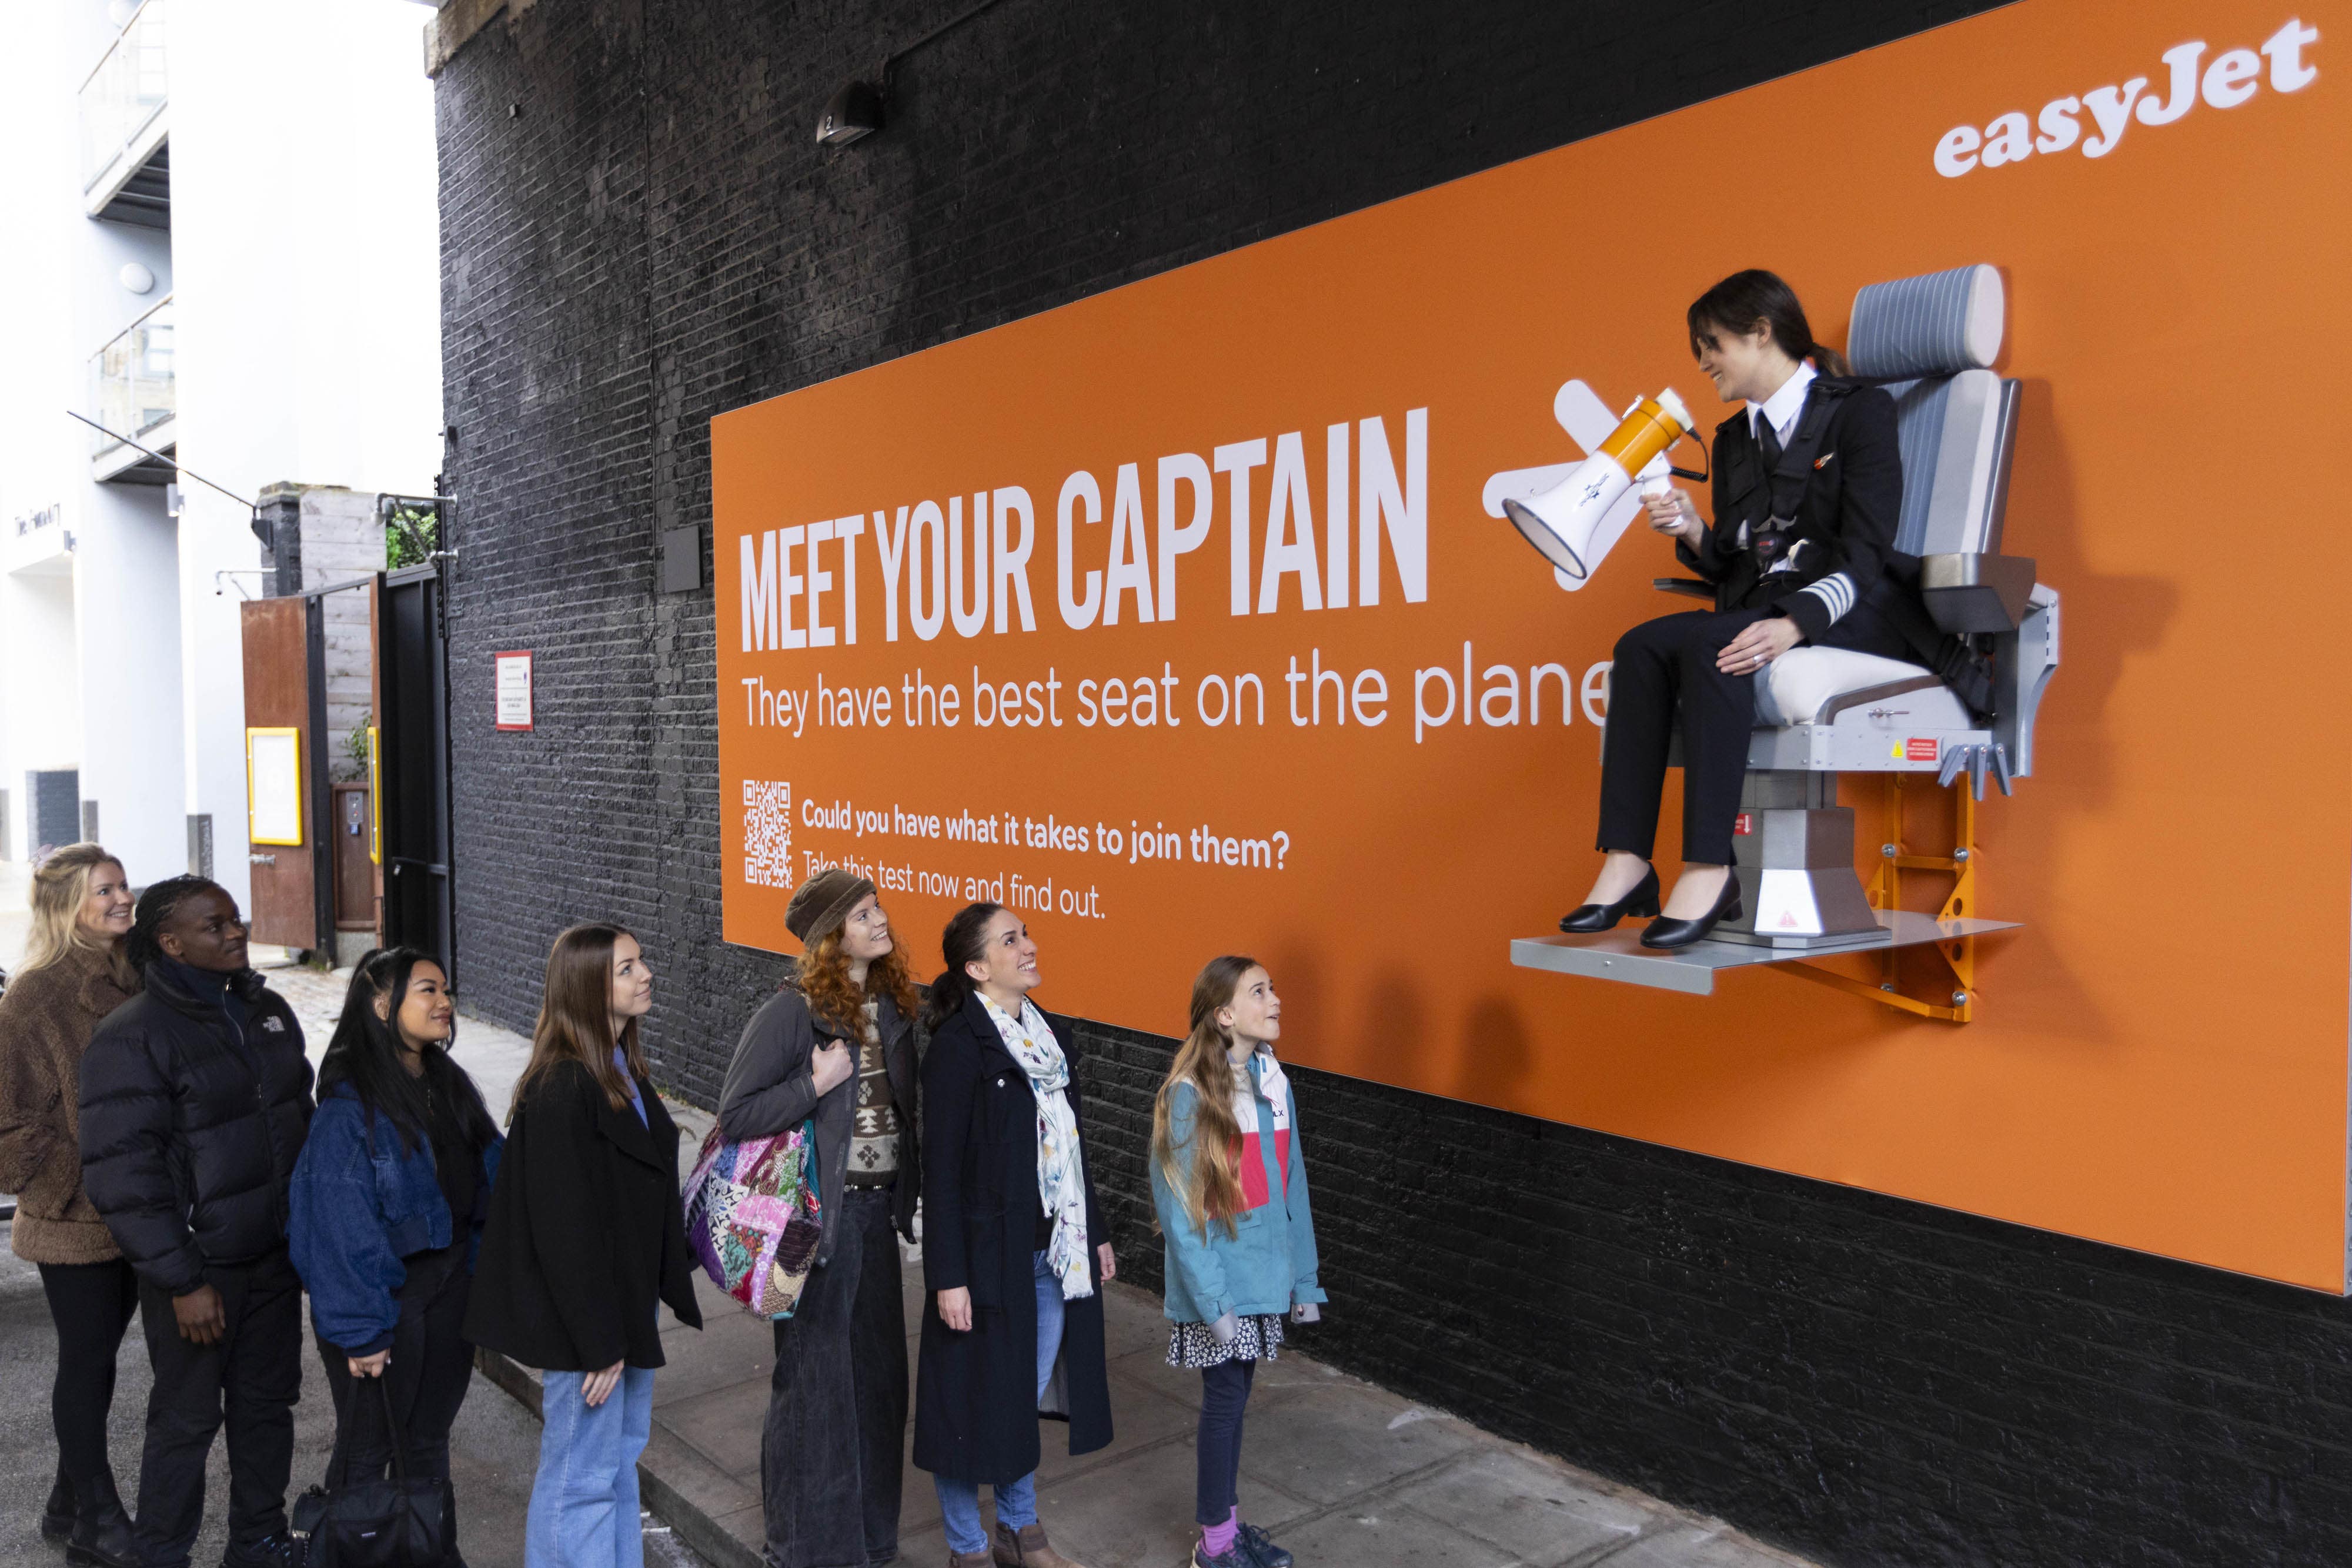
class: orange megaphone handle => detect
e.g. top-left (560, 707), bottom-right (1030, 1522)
top-left (1596, 396), bottom-right (1690, 477)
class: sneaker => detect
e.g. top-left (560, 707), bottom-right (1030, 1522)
top-left (1235, 1523), bottom-right (1292, 1568)
top-left (1192, 1546), bottom-right (1250, 1568)
top-left (219, 1534), bottom-right (305, 1568)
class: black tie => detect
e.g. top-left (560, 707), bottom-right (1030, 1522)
top-left (1759, 415), bottom-right (1783, 471)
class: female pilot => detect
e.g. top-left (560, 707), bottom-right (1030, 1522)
top-left (1561, 269), bottom-right (1917, 949)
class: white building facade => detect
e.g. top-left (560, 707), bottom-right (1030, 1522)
top-left (0, 0), bottom-right (443, 912)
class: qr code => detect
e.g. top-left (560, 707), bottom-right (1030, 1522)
top-left (743, 780), bottom-right (794, 888)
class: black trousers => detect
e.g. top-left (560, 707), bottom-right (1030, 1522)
top-left (1195, 1358), bottom-right (1257, 1527)
top-left (1599, 600), bottom-right (1912, 866)
top-left (135, 1246), bottom-right (305, 1568)
top-left (313, 1245), bottom-right (473, 1561)
top-left (761, 1185), bottom-right (908, 1568)
top-left (38, 1258), bottom-right (141, 1489)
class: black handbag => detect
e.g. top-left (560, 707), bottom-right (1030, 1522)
top-left (290, 1375), bottom-right (450, 1568)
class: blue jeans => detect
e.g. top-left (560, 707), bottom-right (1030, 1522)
top-left (526, 1366), bottom-right (656, 1568)
top-left (934, 1251), bottom-right (1065, 1554)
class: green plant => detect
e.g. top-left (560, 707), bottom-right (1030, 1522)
top-left (385, 502), bottom-right (439, 569)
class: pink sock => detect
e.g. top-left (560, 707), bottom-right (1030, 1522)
top-left (1203, 1509), bottom-right (1239, 1557)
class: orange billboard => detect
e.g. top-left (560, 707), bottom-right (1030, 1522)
top-left (715, 0), bottom-right (2352, 1288)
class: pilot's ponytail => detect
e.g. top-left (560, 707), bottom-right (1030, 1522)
top-left (922, 901), bottom-right (1005, 1032)
top-left (1688, 269), bottom-right (1846, 377)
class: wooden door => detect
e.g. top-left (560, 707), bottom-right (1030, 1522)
top-left (240, 597), bottom-right (315, 949)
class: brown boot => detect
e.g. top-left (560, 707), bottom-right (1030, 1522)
top-left (950, 1549), bottom-right (994, 1568)
top-left (991, 1520), bottom-right (1091, 1568)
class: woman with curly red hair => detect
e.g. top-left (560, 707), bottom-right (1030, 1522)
top-left (719, 869), bottom-right (923, 1568)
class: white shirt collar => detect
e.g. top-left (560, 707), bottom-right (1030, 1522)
top-left (1747, 360), bottom-right (1818, 446)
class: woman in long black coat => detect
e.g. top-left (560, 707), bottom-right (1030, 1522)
top-left (462, 923), bottom-right (701, 1568)
top-left (915, 903), bottom-right (1113, 1568)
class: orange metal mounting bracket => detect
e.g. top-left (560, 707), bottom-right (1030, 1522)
top-left (1777, 774), bottom-right (1979, 1022)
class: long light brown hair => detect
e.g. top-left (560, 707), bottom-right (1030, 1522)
top-left (1150, 955), bottom-right (1263, 1241)
top-left (510, 923), bottom-right (650, 1120)
top-left (797, 927), bottom-right (920, 1038)
top-left (21, 844), bottom-right (136, 988)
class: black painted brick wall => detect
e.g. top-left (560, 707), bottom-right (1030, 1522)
top-left (435, 2), bottom-right (2352, 1563)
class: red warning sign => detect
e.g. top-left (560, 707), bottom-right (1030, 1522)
top-left (1733, 813), bottom-right (1754, 835)
top-left (1906, 738), bottom-right (1939, 762)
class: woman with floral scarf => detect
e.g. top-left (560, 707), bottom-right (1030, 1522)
top-left (912, 903), bottom-right (1117, 1568)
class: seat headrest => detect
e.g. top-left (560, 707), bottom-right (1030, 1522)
top-left (1847, 264), bottom-right (2004, 380)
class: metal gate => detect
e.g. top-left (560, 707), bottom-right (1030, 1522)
top-left (377, 562), bottom-right (456, 985)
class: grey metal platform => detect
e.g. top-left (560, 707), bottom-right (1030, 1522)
top-left (1510, 911), bottom-right (2020, 996)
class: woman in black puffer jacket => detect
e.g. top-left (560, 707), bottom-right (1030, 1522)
top-left (78, 877), bottom-right (315, 1568)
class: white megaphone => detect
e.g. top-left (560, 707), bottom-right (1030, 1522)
top-left (1501, 389), bottom-right (1696, 581)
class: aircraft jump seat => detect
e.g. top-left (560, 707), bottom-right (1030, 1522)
top-left (1669, 263), bottom-right (2061, 948)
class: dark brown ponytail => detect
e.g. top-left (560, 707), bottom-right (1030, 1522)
top-left (923, 901), bottom-right (1006, 1031)
top-left (1688, 269), bottom-right (1846, 377)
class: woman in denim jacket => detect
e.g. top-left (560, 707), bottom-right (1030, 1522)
top-left (1150, 957), bottom-right (1326, 1568)
top-left (289, 948), bottom-right (502, 1559)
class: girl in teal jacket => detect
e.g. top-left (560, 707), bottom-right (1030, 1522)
top-left (1151, 956), bottom-right (1326, 1568)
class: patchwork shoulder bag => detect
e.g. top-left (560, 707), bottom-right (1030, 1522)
top-left (683, 1113), bottom-right (824, 1318)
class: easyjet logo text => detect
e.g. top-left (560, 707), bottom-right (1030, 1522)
top-left (1934, 16), bottom-right (2318, 177)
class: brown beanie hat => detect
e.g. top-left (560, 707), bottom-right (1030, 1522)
top-left (784, 867), bottom-right (876, 947)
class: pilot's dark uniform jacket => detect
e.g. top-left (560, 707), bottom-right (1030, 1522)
top-left (1599, 367), bottom-right (1923, 868)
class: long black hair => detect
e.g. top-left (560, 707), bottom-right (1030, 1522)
top-left (1686, 269), bottom-right (1850, 378)
top-left (318, 947), bottom-right (498, 1155)
top-left (922, 901), bottom-right (1007, 1031)
top-left (124, 875), bottom-right (229, 973)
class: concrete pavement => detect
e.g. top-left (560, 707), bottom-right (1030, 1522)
top-left (2, 948), bottom-right (1818, 1568)
top-left (0, 1216), bottom-right (555, 1568)
top-left (583, 1240), bottom-right (1821, 1568)
top-left (0, 951), bottom-right (706, 1568)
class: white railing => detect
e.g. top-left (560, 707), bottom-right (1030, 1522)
top-left (81, 0), bottom-right (168, 192)
top-left (89, 297), bottom-right (175, 455)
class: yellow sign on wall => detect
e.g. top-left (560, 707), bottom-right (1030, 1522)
top-left (245, 727), bottom-right (303, 847)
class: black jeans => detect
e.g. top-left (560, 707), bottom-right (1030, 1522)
top-left (761, 1185), bottom-right (908, 1568)
top-left (313, 1245), bottom-right (473, 1560)
top-left (135, 1246), bottom-right (305, 1568)
top-left (38, 1258), bottom-right (141, 1489)
top-left (1599, 600), bottom-right (1912, 865)
top-left (1196, 1359), bottom-right (1257, 1527)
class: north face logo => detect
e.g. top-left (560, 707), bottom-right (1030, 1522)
top-left (259, 1017), bottom-right (286, 1034)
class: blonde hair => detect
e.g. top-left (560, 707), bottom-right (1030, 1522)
top-left (1150, 955), bottom-right (1263, 1241)
top-left (21, 844), bottom-right (135, 987)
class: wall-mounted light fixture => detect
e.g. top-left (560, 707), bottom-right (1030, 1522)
top-left (816, 0), bottom-right (1011, 148)
top-left (817, 80), bottom-right (884, 146)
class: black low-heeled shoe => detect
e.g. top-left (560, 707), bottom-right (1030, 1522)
top-left (1641, 872), bottom-right (1743, 950)
top-left (1560, 864), bottom-right (1661, 932)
